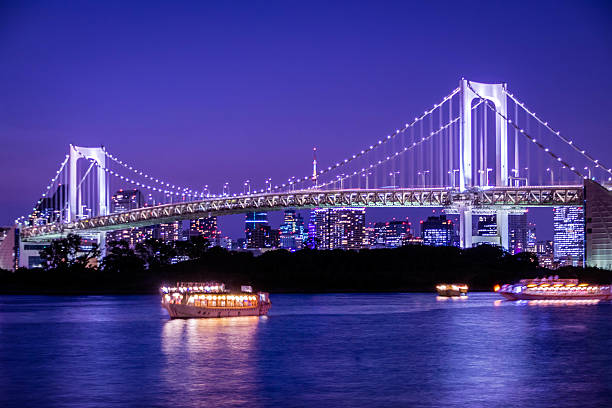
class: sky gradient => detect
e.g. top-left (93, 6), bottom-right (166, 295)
top-left (1, 1), bottom-right (611, 238)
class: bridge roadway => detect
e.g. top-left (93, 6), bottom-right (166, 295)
top-left (20, 185), bottom-right (584, 241)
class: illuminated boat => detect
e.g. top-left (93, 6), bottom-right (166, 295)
top-left (436, 283), bottom-right (468, 297)
top-left (160, 282), bottom-right (271, 319)
top-left (497, 277), bottom-right (612, 301)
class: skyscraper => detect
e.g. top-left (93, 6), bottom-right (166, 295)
top-left (110, 189), bottom-right (143, 213)
top-left (421, 215), bottom-right (453, 246)
top-left (553, 206), bottom-right (585, 266)
top-left (509, 213), bottom-right (529, 254)
top-left (279, 210), bottom-right (306, 250)
top-left (190, 217), bottom-right (220, 245)
top-left (245, 212), bottom-right (274, 249)
top-left (309, 208), bottom-right (366, 250)
top-left (108, 189), bottom-right (145, 247)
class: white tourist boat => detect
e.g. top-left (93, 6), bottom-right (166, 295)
top-left (497, 277), bottom-right (612, 301)
top-left (160, 282), bottom-right (271, 319)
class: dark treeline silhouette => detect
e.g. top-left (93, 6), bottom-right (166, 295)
top-left (1, 234), bottom-right (611, 294)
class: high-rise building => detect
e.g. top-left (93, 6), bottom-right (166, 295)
top-left (108, 189), bottom-right (146, 247)
top-left (421, 215), bottom-right (453, 246)
top-left (190, 217), bottom-right (220, 245)
top-left (156, 221), bottom-right (182, 243)
top-left (309, 208), bottom-right (366, 250)
top-left (0, 227), bottom-right (17, 271)
top-left (279, 210), bottom-right (306, 250)
top-left (370, 222), bottom-right (388, 248)
top-left (585, 180), bottom-right (612, 269)
top-left (509, 213), bottom-right (529, 254)
top-left (386, 220), bottom-right (411, 248)
top-left (553, 206), bottom-right (585, 267)
top-left (526, 222), bottom-right (537, 252)
top-left (477, 215), bottom-right (497, 237)
top-left (110, 189), bottom-right (143, 213)
top-left (245, 212), bottom-right (271, 249)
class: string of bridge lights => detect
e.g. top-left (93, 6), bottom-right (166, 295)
top-left (314, 108), bottom-right (471, 190)
top-left (467, 82), bottom-right (586, 180)
top-left (78, 149), bottom-right (254, 200)
top-left (15, 155), bottom-right (70, 225)
top-left (311, 87), bottom-right (460, 178)
top-left (103, 149), bottom-right (200, 196)
top-left (262, 87), bottom-right (461, 194)
top-left (93, 87), bottom-right (462, 197)
top-left (314, 97), bottom-right (488, 190)
top-left (503, 89), bottom-right (612, 178)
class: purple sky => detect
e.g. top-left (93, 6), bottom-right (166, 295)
top-left (1, 1), bottom-right (611, 239)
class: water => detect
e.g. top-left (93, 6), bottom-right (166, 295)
top-left (1, 294), bottom-right (611, 407)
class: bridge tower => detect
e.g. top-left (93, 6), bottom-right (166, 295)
top-left (458, 80), bottom-right (510, 250)
top-left (67, 145), bottom-right (109, 253)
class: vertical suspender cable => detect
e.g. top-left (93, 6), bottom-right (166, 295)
top-left (439, 104), bottom-right (444, 187)
top-left (476, 104), bottom-right (487, 186)
top-left (484, 100), bottom-right (488, 186)
top-left (525, 107), bottom-right (530, 186)
top-left (514, 102), bottom-right (519, 186)
top-left (429, 111), bottom-right (433, 187)
top-left (449, 97), bottom-right (453, 187)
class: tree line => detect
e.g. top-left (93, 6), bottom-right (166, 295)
top-left (0, 234), bottom-right (610, 294)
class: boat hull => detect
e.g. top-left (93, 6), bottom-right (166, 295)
top-left (163, 302), bottom-right (271, 319)
top-left (436, 289), bottom-right (467, 297)
top-left (500, 292), bottom-right (612, 301)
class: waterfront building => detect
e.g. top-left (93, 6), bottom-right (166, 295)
top-left (421, 215), bottom-right (453, 246)
top-left (219, 236), bottom-right (232, 250)
top-left (526, 222), bottom-right (537, 252)
top-left (234, 238), bottom-right (247, 250)
top-left (584, 180), bottom-right (612, 269)
top-left (553, 206), bottom-right (585, 267)
top-left (190, 216), bottom-right (221, 246)
top-left (406, 236), bottom-right (424, 245)
top-left (0, 227), bottom-right (17, 271)
top-left (309, 208), bottom-right (366, 250)
top-left (110, 189), bottom-right (143, 213)
top-left (369, 220), bottom-right (412, 248)
top-left (386, 220), bottom-right (411, 248)
top-left (279, 210), bottom-right (306, 250)
top-left (509, 213), bottom-right (529, 254)
top-left (370, 222), bottom-right (387, 248)
top-left (107, 189), bottom-right (146, 247)
top-left (246, 212), bottom-right (279, 249)
top-left (156, 221), bottom-right (182, 243)
top-left (477, 215), bottom-right (497, 237)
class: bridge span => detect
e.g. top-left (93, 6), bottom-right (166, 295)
top-left (21, 184), bottom-right (584, 242)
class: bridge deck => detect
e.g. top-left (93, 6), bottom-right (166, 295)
top-left (20, 185), bottom-right (584, 241)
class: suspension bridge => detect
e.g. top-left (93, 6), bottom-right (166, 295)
top-left (15, 79), bottom-right (612, 267)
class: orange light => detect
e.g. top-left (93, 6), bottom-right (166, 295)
top-left (493, 284), bottom-right (501, 292)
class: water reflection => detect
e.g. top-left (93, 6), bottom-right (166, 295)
top-left (436, 295), bottom-right (469, 302)
top-left (2, 295), bottom-right (611, 407)
top-left (161, 317), bottom-right (261, 407)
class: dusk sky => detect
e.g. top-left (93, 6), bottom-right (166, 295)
top-left (1, 1), bottom-right (611, 238)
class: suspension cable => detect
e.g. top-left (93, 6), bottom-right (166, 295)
top-left (466, 81), bottom-right (585, 180)
top-left (504, 89), bottom-right (612, 176)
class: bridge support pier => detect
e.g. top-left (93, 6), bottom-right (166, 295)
top-left (99, 231), bottom-right (107, 259)
top-left (459, 205), bottom-right (472, 249)
top-left (458, 206), bottom-right (510, 251)
top-left (496, 210), bottom-right (509, 251)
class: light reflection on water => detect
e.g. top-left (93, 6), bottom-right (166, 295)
top-left (0, 293), bottom-right (611, 408)
top-left (161, 317), bottom-right (261, 407)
